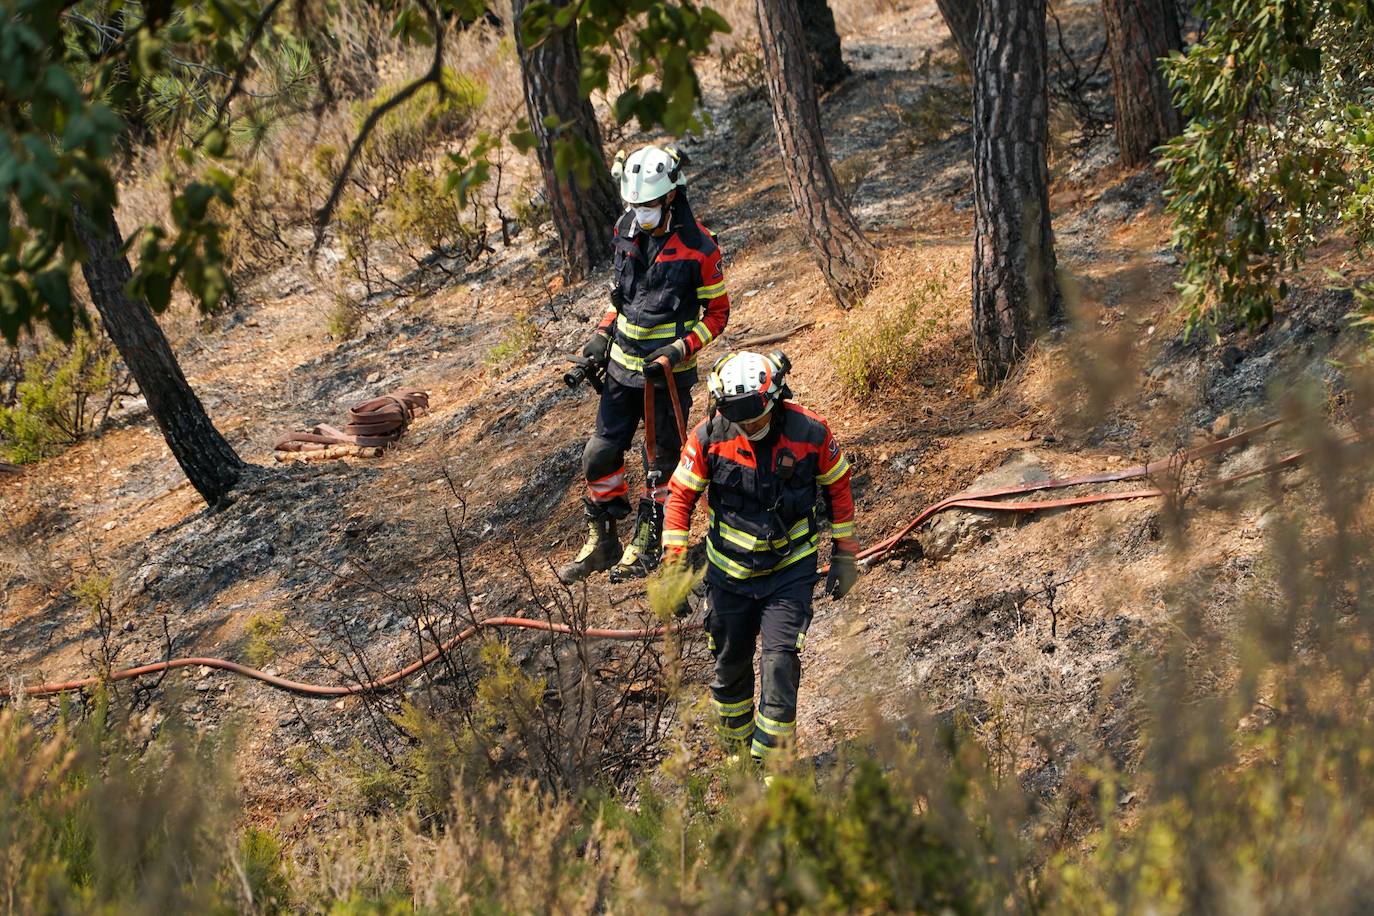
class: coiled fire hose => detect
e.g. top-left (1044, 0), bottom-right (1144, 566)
top-left (1, 418), bottom-right (1321, 701)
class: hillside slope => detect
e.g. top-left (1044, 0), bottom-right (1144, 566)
top-left (1, 0), bottom-right (1363, 823)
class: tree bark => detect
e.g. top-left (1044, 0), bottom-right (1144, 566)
top-left (756, 0), bottom-right (877, 308)
top-left (513, 0), bottom-right (620, 280)
top-left (1101, 0), bottom-right (1183, 167)
top-left (935, 0), bottom-right (978, 70)
top-left (72, 200), bottom-right (247, 505)
top-left (971, 0), bottom-right (1059, 386)
top-left (797, 0), bottom-right (849, 91)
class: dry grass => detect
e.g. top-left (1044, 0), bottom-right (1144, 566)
top-left (832, 247), bottom-right (970, 401)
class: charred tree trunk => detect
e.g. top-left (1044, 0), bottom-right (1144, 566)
top-left (971, 0), bottom-right (1059, 386)
top-left (1102, 0), bottom-right (1183, 167)
top-left (756, 0), bottom-right (877, 308)
top-left (935, 0), bottom-right (978, 70)
top-left (513, 0), bottom-right (620, 280)
top-left (72, 201), bottom-right (247, 506)
top-left (797, 0), bottom-right (849, 91)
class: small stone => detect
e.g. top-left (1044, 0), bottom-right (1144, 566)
top-left (1212, 412), bottom-right (1235, 439)
top-left (846, 620), bottom-right (871, 637)
top-left (195, 681), bottom-right (212, 692)
top-left (245, 317), bottom-right (260, 327)
top-left (102, 521), bottom-right (117, 531)
top-left (366, 370), bottom-right (382, 385)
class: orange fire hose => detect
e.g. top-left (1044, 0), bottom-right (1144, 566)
top-left (0, 418), bottom-right (1314, 702)
top-left (641, 355), bottom-right (689, 470)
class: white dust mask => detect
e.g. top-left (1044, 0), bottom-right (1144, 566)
top-left (633, 204), bottom-right (663, 230)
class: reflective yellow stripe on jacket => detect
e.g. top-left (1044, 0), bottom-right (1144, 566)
top-left (706, 536), bottom-right (818, 580)
top-left (616, 314), bottom-right (679, 342)
top-left (709, 509), bottom-right (811, 553)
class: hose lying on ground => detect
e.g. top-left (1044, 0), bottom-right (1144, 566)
top-left (0, 419), bottom-right (1321, 701)
top-left (273, 389), bottom-right (430, 456)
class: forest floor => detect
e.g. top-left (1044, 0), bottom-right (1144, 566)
top-left (1, 0), bottom-right (1365, 826)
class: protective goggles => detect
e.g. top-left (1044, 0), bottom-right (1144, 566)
top-left (716, 391), bottom-right (773, 423)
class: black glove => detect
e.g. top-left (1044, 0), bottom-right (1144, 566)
top-left (608, 281), bottom-right (626, 310)
top-left (825, 550), bottom-right (859, 600)
top-left (643, 341), bottom-right (685, 380)
top-left (582, 329), bottom-right (611, 364)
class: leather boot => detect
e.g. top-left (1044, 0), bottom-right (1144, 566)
top-left (610, 503), bottom-right (663, 581)
top-left (557, 504), bottom-right (620, 584)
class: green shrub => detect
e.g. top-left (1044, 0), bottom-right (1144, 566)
top-left (0, 699), bottom-right (238, 913)
top-left (484, 314), bottom-right (538, 371)
top-left (327, 292), bottom-right (364, 340)
top-left (1160, 0), bottom-right (1374, 333)
top-left (510, 182), bottom-right (550, 236)
top-left (244, 611), bottom-right (286, 668)
top-left (0, 330), bottom-right (123, 463)
top-left (835, 268), bottom-right (959, 400)
top-left (237, 827), bottom-right (291, 914)
top-left (350, 68), bottom-right (488, 202)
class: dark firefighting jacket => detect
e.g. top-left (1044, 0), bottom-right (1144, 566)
top-left (663, 401), bottom-right (858, 596)
top-left (597, 192), bottom-right (730, 388)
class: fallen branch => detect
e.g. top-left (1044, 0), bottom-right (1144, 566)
top-left (734, 320), bottom-right (816, 350)
top-left (274, 445), bottom-right (385, 462)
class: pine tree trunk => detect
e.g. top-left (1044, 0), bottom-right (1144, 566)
top-left (72, 201), bottom-right (247, 506)
top-left (513, 0), bottom-right (620, 280)
top-left (797, 0), bottom-right (849, 91)
top-left (971, 0), bottom-right (1059, 386)
top-left (756, 0), bottom-right (877, 308)
top-left (935, 0), bottom-right (978, 69)
top-left (1102, 0), bottom-right (1183, 167)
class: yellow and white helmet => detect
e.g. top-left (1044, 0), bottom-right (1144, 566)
top-left (708, 350), bottom-right (788, 423)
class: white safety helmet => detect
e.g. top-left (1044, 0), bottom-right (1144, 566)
top-left (612, 145), bottom-right (686, 205)
top-left (708, 350), bottom-right (788, 424)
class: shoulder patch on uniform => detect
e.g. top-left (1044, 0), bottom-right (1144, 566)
top-left (827, 438), bottom-right (840, 460)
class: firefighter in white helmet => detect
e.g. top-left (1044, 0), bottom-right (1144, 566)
top-left (558, 145), bottom-right (731, 584)
top-left (663, 349), bottom-right (860, 764)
